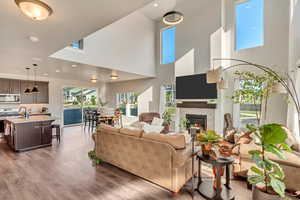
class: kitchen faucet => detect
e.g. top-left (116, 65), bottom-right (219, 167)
top-left (18, 106), bottom-right (29, 119)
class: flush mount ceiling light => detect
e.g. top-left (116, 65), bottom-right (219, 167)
top-left (90, 78), bottom-right (98, 83)
top-left (32, 57), bottom-right (42, 61)
top-left (15, 0), bottom-right (53, 21)
top-left (29, 36), bottom-right (39, 42)
top-left (110, 74), bottom-right (119, 80)
top-left (163, 11), bottom-right (184, 26)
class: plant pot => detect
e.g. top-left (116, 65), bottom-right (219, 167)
top-left (252, 186), bottom-right (299, 200)
top-left (252, 186), bottom-right (281, 200)
top-left (201, 144), bottom-right (212, 157)
top-left (162, 123), bottom-right (170, 133)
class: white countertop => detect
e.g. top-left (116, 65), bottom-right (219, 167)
top-left (4, 115), bottom-right (57, 124)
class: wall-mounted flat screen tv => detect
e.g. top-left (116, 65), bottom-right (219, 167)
top-left (176, 74), bottom-right (217, 100)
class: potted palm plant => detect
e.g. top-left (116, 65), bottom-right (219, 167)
top-left (246, 123), bottom-right (294, 199)
top-left (179, 117), bottom-right (189, 133)
top-left (197, 130), bottom-right (222, 157)
top-left (162, 108), bottom-right (175, 133)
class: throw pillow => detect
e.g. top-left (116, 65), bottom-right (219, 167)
top-left (130, 121), bottom-right (147, 129)
top-left (143, 123), bottom-right (164, 134)
top-left (151, 117), bottom-right (164, 126)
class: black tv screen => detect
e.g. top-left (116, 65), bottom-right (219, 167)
top-left (176, 74), bottom-right (217, 99)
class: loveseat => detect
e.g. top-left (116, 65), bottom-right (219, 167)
top-left (94, 124), bottom-right (197, 193)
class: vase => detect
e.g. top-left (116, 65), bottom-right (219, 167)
top-left (212, 167), bottom-right (224, 190)
top-left (201, 144), bottom-right (212, 157)
top-left (252, 185), bottom-right (299, 200)
top-left (252, 186), bottom-right (281, 200)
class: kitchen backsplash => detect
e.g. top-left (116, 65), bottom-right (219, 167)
top-left (0, 104), bottom-right (48, 113)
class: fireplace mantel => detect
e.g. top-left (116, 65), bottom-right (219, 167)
top-left (176, 102), bottom-right (217, 109)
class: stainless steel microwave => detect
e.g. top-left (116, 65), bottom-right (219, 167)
top-left (0, 94), bottom-right (21, 104)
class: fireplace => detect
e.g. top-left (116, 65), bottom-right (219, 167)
top-left (186, 114), bottom-right (207, 131)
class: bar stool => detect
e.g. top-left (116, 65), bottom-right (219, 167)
top-left (83, 110), bottom-right (92, 130)
top-left (91, 111), bottom-right (99, 131)
top-left (52, 124), bottom-right (61, 142)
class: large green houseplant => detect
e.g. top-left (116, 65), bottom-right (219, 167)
top-left (246, 123), bottom-right (292, 199)
top-left (231, 71), bottom-right (277, 125)
top-left (162, 107), bottom-right (176, 132)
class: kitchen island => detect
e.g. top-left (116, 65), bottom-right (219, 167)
top-left (4, 115), bottom-right (56, 152)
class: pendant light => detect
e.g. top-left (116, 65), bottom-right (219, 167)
top-left (163, 11), bottom-right (184, 26)
top-left (207, 69), bottom-right (221, 83)
top-left (24, 67), bottom-right (32, 94)
top-left (217, 78), bottom-right (228, 89)
top-left (15, 0), bottom-right (53, 21)
top-left (31, 64), bottom-right (39, 93)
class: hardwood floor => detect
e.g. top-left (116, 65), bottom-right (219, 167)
top-left (0, 126), bottom-right (251, 200)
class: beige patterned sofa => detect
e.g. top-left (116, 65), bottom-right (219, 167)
top-left (94, 124), bottom-right (197, 193)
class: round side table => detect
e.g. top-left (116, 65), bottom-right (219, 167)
top-left (196, 152), bottom-right (235, 200)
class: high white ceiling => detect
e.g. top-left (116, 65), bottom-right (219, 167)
top-left (140, 0), bottom-right (185, 20)
top-left (0, 57), bottom-right (147, 83)
top-left (0, 0), bottom-right (152, 82)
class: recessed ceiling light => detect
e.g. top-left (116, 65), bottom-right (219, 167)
top-left (32, 57), bottom-right (42, 61)
top-left (90, 78), bottom-right (97, 83)
top-left (29, 36), bottom-right (39, 42)
top-left (55, 69), bottom-right (60, 73)
top-left (153, 3), bottom-right (159, 7)
top-left (15, 0), bottom-right (53, 21)
top-left (71, 64), bottom-right (77, 68)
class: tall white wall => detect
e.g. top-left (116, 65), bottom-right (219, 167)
top-left (106, 65), bottom-right (174, 114)
top-left (174, 0), bottom-right (222, 74)
top-left (51, 11), bottom-right (156, 77)
top-left (107, 0), bottom-right (222, 131)
top-left (287, 0), bottom-right (300, 141)
top-left (221, 0), bottom-right (290, 125)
